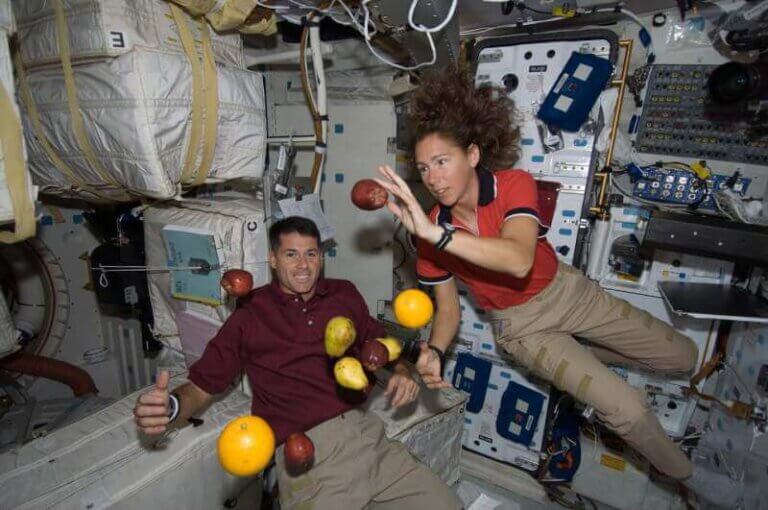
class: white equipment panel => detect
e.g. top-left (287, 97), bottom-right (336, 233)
top-left (474, 31), bottom-right (618, 265)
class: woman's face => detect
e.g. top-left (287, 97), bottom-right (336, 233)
top-left (414, 133), bottom-right (479, 208)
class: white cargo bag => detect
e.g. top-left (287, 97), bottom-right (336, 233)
top-left (144, 198), bottom-right (270, 345)
top-left (13, 0), bottom-right (245, 69)
top-left (19, 47), bottom-right (266, 201)
top-left (0, 0), bottom-right (12, 33)
top-left (365, 372), bottom-right (467, 486)
top-left (0, 375), bottom-right (262, 510)
top-left (0, 26), bottom-right (36, 241)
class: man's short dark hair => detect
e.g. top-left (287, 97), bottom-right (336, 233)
top-left (268, 216), bottom-right (321, 252)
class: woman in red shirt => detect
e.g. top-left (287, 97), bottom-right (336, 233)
top-left (375, 67), bottom-right (700, 484)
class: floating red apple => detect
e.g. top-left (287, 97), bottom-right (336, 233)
top-left (360, 339), bottom-right (390, 372)
top-left (284, 432), bottom-right (315, 475)
top-left (221, 269), bottom-right (253, 297)
top-left (351, 179), bottom-right (387, 211)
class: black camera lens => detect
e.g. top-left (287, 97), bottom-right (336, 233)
top-left (709, 62), bottom-right (768, 104)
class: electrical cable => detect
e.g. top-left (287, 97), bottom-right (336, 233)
top-left (361, 0), bottom-right (437, 71)
top-left (517, 1), bottom-right (552, 16)
top-left (407, 0), bottom-right (458, 33)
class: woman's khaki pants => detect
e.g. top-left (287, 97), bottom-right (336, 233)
top-left (490, 263), bottom-right (698, 480)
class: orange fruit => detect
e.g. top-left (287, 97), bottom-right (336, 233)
top-left (393, 288), bottom-right (434, 329)
top-left (217, 415), bottom-right (275, 477)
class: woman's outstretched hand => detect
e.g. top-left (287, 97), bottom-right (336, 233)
top-left (375, 165), bottom-right (441, 244)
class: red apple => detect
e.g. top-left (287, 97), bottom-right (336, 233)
top-left (284, 432), bottom-right (315, 475)
top-left (221, 269), bottom-right (253, 297)
top-left (351, 179), bottom-right (388, 211)
top-left (360, 339), bottom-right (390, 372)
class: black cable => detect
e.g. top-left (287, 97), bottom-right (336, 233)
top-left (517, 1), bottom-right (552, 15)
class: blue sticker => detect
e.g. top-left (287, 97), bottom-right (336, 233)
top-left (473, 322), bottom-right (484, 330)
top-left (562, 210), bottom-right (576, 217)
top-left (327, 248), bottom-right (337, 257)
top-left (482, 343), bottom-right (493, 350)
top-left (620, 222), bottom-right (638, 229)
top-left (629, 114), bottom-right (638, 134)
top-left (521, 138), bottom-right (535, 146)
top-left (499, 371), bottom-right (511, 379)
top-left (532, 155), bottom-right (545, 163)
top-left (488, 383), bottom-right (498, 390)
top-left (41, 216), bottom-right (53, 226)
top-left (334, 124), bottom-right (344, 134)
top-left (334, 173), bottom-right (344, 183)
top-left (72, 214), bottom-right (83, 224)
top-left (679, 273), bottom-right (687, 279)
top-left (574, 139), bottom-right (588, 147)
top-left (558, 228), bottom-right (572, 236)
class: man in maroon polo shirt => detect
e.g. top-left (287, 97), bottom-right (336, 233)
top-left (134, 216), bottom-right (462, 510)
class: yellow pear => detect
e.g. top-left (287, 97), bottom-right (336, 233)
top-left (377, 337), bottom-right (403, 363)
top-left (324, 316), bottom-right (356, 357)
top-left (333, 357), bottom-right (369, 391)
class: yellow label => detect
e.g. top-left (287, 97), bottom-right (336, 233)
top-left (172, 292), bottom-right (223, 307)
top-left (600, 454), bottom-right (626, 472)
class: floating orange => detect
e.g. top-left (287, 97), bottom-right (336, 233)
top-left (217, 415), bottom-right (275, 477)
top-left (393, 288), bottom-right (434, 329)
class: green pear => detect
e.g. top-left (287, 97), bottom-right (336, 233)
top-left (377, 337), bottom-right (403, 363)
top-left (324, 316), bottom-right (356, 357)
top-left (334, 357), bottom-right (368, 391)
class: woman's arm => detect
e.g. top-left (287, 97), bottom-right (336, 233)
top-left (438, 217), bottom-right (538, 278)
top-left (427, 278), bottom-right (461, 353)
top-left (416, 279), bottom-right (461, 389)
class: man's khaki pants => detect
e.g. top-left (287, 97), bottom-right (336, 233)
top-left (275, 409), bottom-right (463, 510)
top-left (490, 263), bottom-right (698, 480)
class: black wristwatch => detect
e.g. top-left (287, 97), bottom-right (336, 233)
top-left (404, 341), bottom-right (446, 377)
top-left (435, 223), bottom-right (456, 251)
top-left (427, 344), bottom-right (447, 377)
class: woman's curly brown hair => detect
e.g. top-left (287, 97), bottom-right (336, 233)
top-left (407, 66), bottom-right (521, 171)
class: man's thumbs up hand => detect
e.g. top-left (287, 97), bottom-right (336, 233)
top-left (134, 370), bottom-right (172, 435)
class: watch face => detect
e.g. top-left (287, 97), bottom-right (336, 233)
top-left (441, 222), bottom-right (456, 232)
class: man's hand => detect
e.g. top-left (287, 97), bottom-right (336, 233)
top-left (134, 370), bottom-right (171, 435)
top-left (384, 363), bottom-right (420, 407)
top-left (416, 342), bottom-right (451, 390)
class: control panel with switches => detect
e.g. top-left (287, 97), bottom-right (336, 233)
top-left (635, 64), bottom-right (768, 165)
top-left (631, 166), bottom-right (751, 209)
